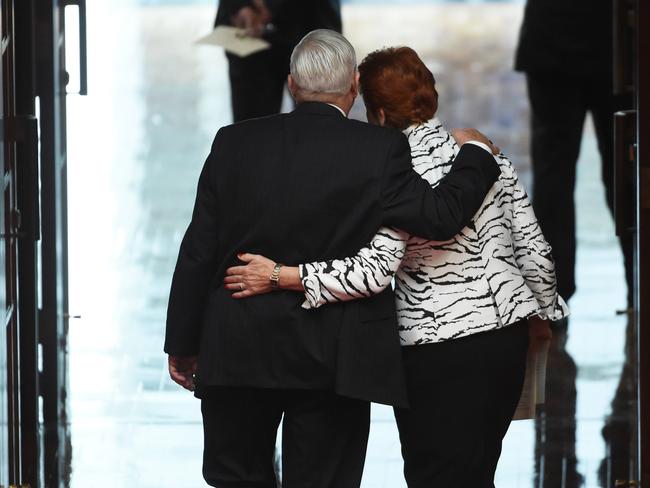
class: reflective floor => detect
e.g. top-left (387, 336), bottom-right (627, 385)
top-left (66, 2), bottom-right (633, 486)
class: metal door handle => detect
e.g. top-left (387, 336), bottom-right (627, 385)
top-left (614, 110), bottom-right (637, 236)
top-left (63, 0), bottom-right (88, 95)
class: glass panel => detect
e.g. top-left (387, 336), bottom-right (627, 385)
top-left (64, 1), bottom-right (640, 487)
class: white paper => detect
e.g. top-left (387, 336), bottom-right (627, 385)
top-left (196, 26), bottom-right (271, 58)
top-left (512, 337), bottom-right (550, 421)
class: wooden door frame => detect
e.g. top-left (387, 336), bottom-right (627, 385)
top-left (1, 0), bottom-right (22, 484)
top-left (15, 0), bottom-right (41, 485)
top-left (35, 0), bottom-right (75, 484)
top-left (637, 0), bottom-right (650, 482)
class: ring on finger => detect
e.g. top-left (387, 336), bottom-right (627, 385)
top-left (240, 283), bottom-right (244, 291)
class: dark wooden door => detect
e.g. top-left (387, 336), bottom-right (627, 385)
top-left (0, 0), bottom-right (23, 485)
top-left (0, 1), bottom-right (8, 481)
top-left (1, 0), bottom-right (81, 484)
top-left (614, 0), bottom-right (650, 485)
top-left (638, 0), bottom-right (650, 483)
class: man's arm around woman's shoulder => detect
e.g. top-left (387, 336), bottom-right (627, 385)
top-left (379, 129), bottom-right (500, 241)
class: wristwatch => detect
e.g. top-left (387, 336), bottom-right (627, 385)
top-left (270, 263), bottom-right (283, 290)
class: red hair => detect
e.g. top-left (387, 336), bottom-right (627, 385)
top-left (358, 47), bottom-right (438, 130)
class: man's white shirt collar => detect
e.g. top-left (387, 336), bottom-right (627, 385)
top-left (327, 103), bottom-right (347, 118)
top-left (465, 141), bottom-right (493, 154)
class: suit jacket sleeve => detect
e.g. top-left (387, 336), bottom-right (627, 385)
top-left (164, 133), bottom-right (222, 357)
top-left (380, 132), bottom-right (500, 241)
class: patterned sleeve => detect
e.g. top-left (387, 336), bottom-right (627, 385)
top-left (299, 227), bottom-right (408, 309)
top-left (501, 157), bottom-right (569, 321)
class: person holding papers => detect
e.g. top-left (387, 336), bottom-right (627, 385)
top-left (226, 47), bottom-right (569, 487)
top-left (214, 0), bottom-right (341, 122)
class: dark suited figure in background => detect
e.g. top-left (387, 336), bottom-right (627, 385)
top-left (215, 0), bottom-right (341, 122)
top-left (516, 0), bottom-right (632, 304)
top-left (516, 1), bottom-right (634, 487)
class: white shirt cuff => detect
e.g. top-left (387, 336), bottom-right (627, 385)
top-left (465, 140), bottom-right (492, 154)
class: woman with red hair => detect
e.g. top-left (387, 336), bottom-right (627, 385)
top-left (225, 47), bottom-right (567, 487)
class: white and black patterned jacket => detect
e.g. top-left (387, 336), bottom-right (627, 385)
top-left (299, 118), bottom-right (568, 346)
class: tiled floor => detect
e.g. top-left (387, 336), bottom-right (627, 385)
top-left (66, 2), bottom-right (632, 487)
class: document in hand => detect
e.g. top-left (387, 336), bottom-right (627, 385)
top-left (196, 26), bottom-right (271, 58)
top-left (512, 337), bottom-right (551, 421)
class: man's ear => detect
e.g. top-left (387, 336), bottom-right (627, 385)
top-left (288, 74), bottom-right (297, 99)
top-left (351, 71), bottom-right (360, 97)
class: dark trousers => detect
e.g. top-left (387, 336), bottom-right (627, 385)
top-left (394, 323), bottom-right (529, 488)
top-left (227, 49), bottom-right (291, 122)
top-left (526, 72), bottom-right (633, 303)
top-left (200, 386), bottom-right (370, 488)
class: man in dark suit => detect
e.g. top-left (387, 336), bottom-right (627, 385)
top-left (515, 0), bottom-right (632, 304)
top-left (215, 0), bottom-right (341, 122)
top-left (165, 30), bottom-right (500, 487)
top-left (515, 3), bottom-right (632, 487)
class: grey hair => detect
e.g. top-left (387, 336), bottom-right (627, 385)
top-left (290, 29), bottom-right (357, 97)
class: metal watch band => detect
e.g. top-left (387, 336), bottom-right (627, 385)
top-left (270, 263), bottom-right (283, 289)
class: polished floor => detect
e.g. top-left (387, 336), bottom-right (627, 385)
top-left (66, 2), bottom-right (632, 486)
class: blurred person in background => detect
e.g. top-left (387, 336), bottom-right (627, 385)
top-left (515, 0), bottom-right (632, 307)
top-left (226, 47), bottom-right (568, 488)
top-left (515, 1), bottom-right (634, 486)
top-left (215, 0), bottom-right (342, 122)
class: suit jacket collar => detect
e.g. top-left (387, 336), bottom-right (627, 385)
top-left (293, 101), bottom-right (347, 118)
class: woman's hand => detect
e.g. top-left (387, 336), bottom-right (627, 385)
top-left (230, 0), bottom-right (271, 38)
top-left (224, 253), bottom-right (276, 298)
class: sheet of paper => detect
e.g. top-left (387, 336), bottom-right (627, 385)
top-left (196, 26), bottom-right (270, 58)
top-left (512, 337), bottom-right (551, 421)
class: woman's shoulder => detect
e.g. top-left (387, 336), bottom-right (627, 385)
top-left (403, 119), bottom-right (459, 184)
top-left (494, 153), bottom-right (519, 182)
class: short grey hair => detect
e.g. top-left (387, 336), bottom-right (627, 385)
top-left (290, 29), bottom-right (357, 97)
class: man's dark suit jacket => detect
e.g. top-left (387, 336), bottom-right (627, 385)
top-left (165, 103), bottom-right (499, 406)
top-left (215, 0), bottom-right (342, 51)
top-left (515, 0), bottom-right (612, 75)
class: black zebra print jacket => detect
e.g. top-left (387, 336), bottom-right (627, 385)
top-left (299, 118), bottom-right (569, 345)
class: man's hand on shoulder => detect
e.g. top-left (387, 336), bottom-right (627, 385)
top-left (168, 355), bottom-right (198, 391)
top-left (451, 128), bottom-right (500, 155)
